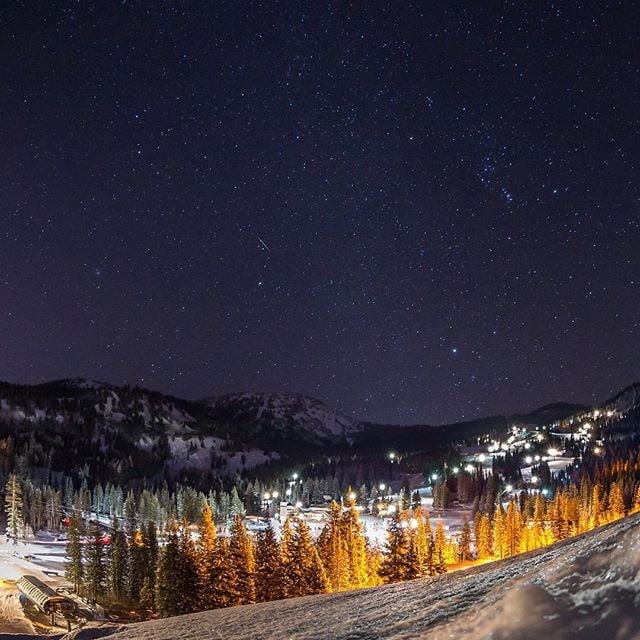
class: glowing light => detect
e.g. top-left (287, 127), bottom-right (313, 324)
top-left (547, 448), bottom-right (559, 457)
top-left (292, 473), bottom-right (298, 480)
top-left (478, 454), bottom-right (486, 462)
top-left (464, 464), bottom-right (474, 472)
top-left (431, 473), bottom-right (439, 481)
top-left (272, 491), bottom-right (279, 498)
top-left (285, 488), bottom-right (292, 496)
top-left (531, 475), bottom-right (539, 484)
top-left (524, 442), bottom-right (531, 450)
top-left (295, 501), bottom-right (302, 509)
top-left (379, 483), bottom-right (386, 491)
top-left (525, 456), bottom-right (533, 464)
top-left (388, 452), bottom-right (396, 460)
top-left (452, 466), bottom-right (460, 474)
top-left (263, 492), bottom-right (271, 500)
top-left (505, 484), bottom-right (513, 493)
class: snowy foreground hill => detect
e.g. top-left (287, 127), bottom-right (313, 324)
top-left (65, 513), bottom-right (640, 640)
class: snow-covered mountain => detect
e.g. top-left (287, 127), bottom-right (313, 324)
top-left (604, 382), bottom-right (640, 415)
top-left (63, 512), bottom-right (640, 640)
top-left (203, 392), bottom-right (363, 446)
top-left (0, 379), bottom-right (279, 484)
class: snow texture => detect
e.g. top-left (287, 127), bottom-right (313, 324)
top-left (64, 513), bottom-right (640, 640)
top-left (205, 392), bottom-right (362, 442)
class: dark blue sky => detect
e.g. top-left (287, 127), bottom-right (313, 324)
top-left (0, 2), bottom-right (638, 424)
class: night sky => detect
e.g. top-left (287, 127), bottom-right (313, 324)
top-left (1, 2), bottom-right (638, 425)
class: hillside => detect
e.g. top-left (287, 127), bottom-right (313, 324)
top-left (64, 513), bottom-right (640, 640)
top-left (203, 391), bottom-right (363, 448)
top-left (0, 377), bottom-right (638, 486)
top-left (0, 379), bottom-right (279, 485)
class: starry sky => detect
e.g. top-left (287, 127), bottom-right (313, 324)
top-left (1, 2), bottom-right (638, 425)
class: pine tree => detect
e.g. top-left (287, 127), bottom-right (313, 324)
top-left (504, 500), bottom-right (522, 557)
top-left (139, 576), bottom-right (155, 617)
top-left (284, 517), bottom-right (329, 597)
top-left (633, 485), bottom-right (640, 513)
top-left (316, 501), bottom-right (349, 591)
top-left (84, 523), bottom-right (106, 603)
top-left (107, 518), bottom-right (128, 601)
top-left (458, 517), bottom-right (472, 561)
top-left (65, 516), bottom-right (85, 594)
top-left (176, 522), bottom-right (201, 614)
top-left (197, 505), bottom-right (221, 610)
top-left (210, 537), bottom-right (237, 608)
top-left (155, 524), bottom-right (182, 617)
top-left (340, 496), bottom-right (369, 588)
top-left (412, 508), bottom-right (431, 576)
top-left (254, 524), bottom-right (284, 602)
top-left (127, 529), bottom-right (147, 602)
top-left (4, 474), bottom-right (23, 542)
top-left (607, 481), bottom-right (625, 521)
top-left (379, 510), bottom-right (410, 583)
top-left (492, 503), bottom-right (507, 559)
top-left (431, 520), bottom-right (447, 574)
top-left (228, 515), bottom-right (255, 604)
top-left (144, 521), bottom-right (159, 591)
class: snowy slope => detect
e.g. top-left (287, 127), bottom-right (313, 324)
top-left (65, 513), bottom-right (640, 640)
top-left (204, 392), bottom-right (362, 444)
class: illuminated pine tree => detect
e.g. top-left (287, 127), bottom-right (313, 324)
top-left (590, 484), bottom-right (602, 528)
top-left (210, 537), bottom-right (237, 608)
top-left (475, 512), bottom-right (492, 560)
top-left (607, 481), bottom-right (625, 521)
top-left (341, 495), bottom-right (369, 588)
top-left (457, 517), bottom-right (472, 561)
top-left (254, 524), bottom-right (284, 602)
top-left (366, 546), bottom-right (384, 587)
top-left (492, 503), bottom-right (507, 559)
top-left (431, 520), bottom-right (447, 574)
top-left (4, 474), bottom-right (23, 542)
top-left (197, 505), bottom-right (219, 610)
top-left (316, 501), bottom-right (350, 591)
top-left (228, 515), bottom-right (255, 604)
top-left (291, 518), bottom-right (329, 596)
top-left (413, 507), bottom-right (432, 575)
top-left (531, 493), bottom-right (547, 549)
top-left (280, 517), bottom-right (296, 597)
top-left (504, 500), bottom-right (522, 558)
top-left (633, 485), bottom-right (640, 513)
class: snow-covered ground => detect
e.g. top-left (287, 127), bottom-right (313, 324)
top-left (63, 513), bottom-right (640, 640)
